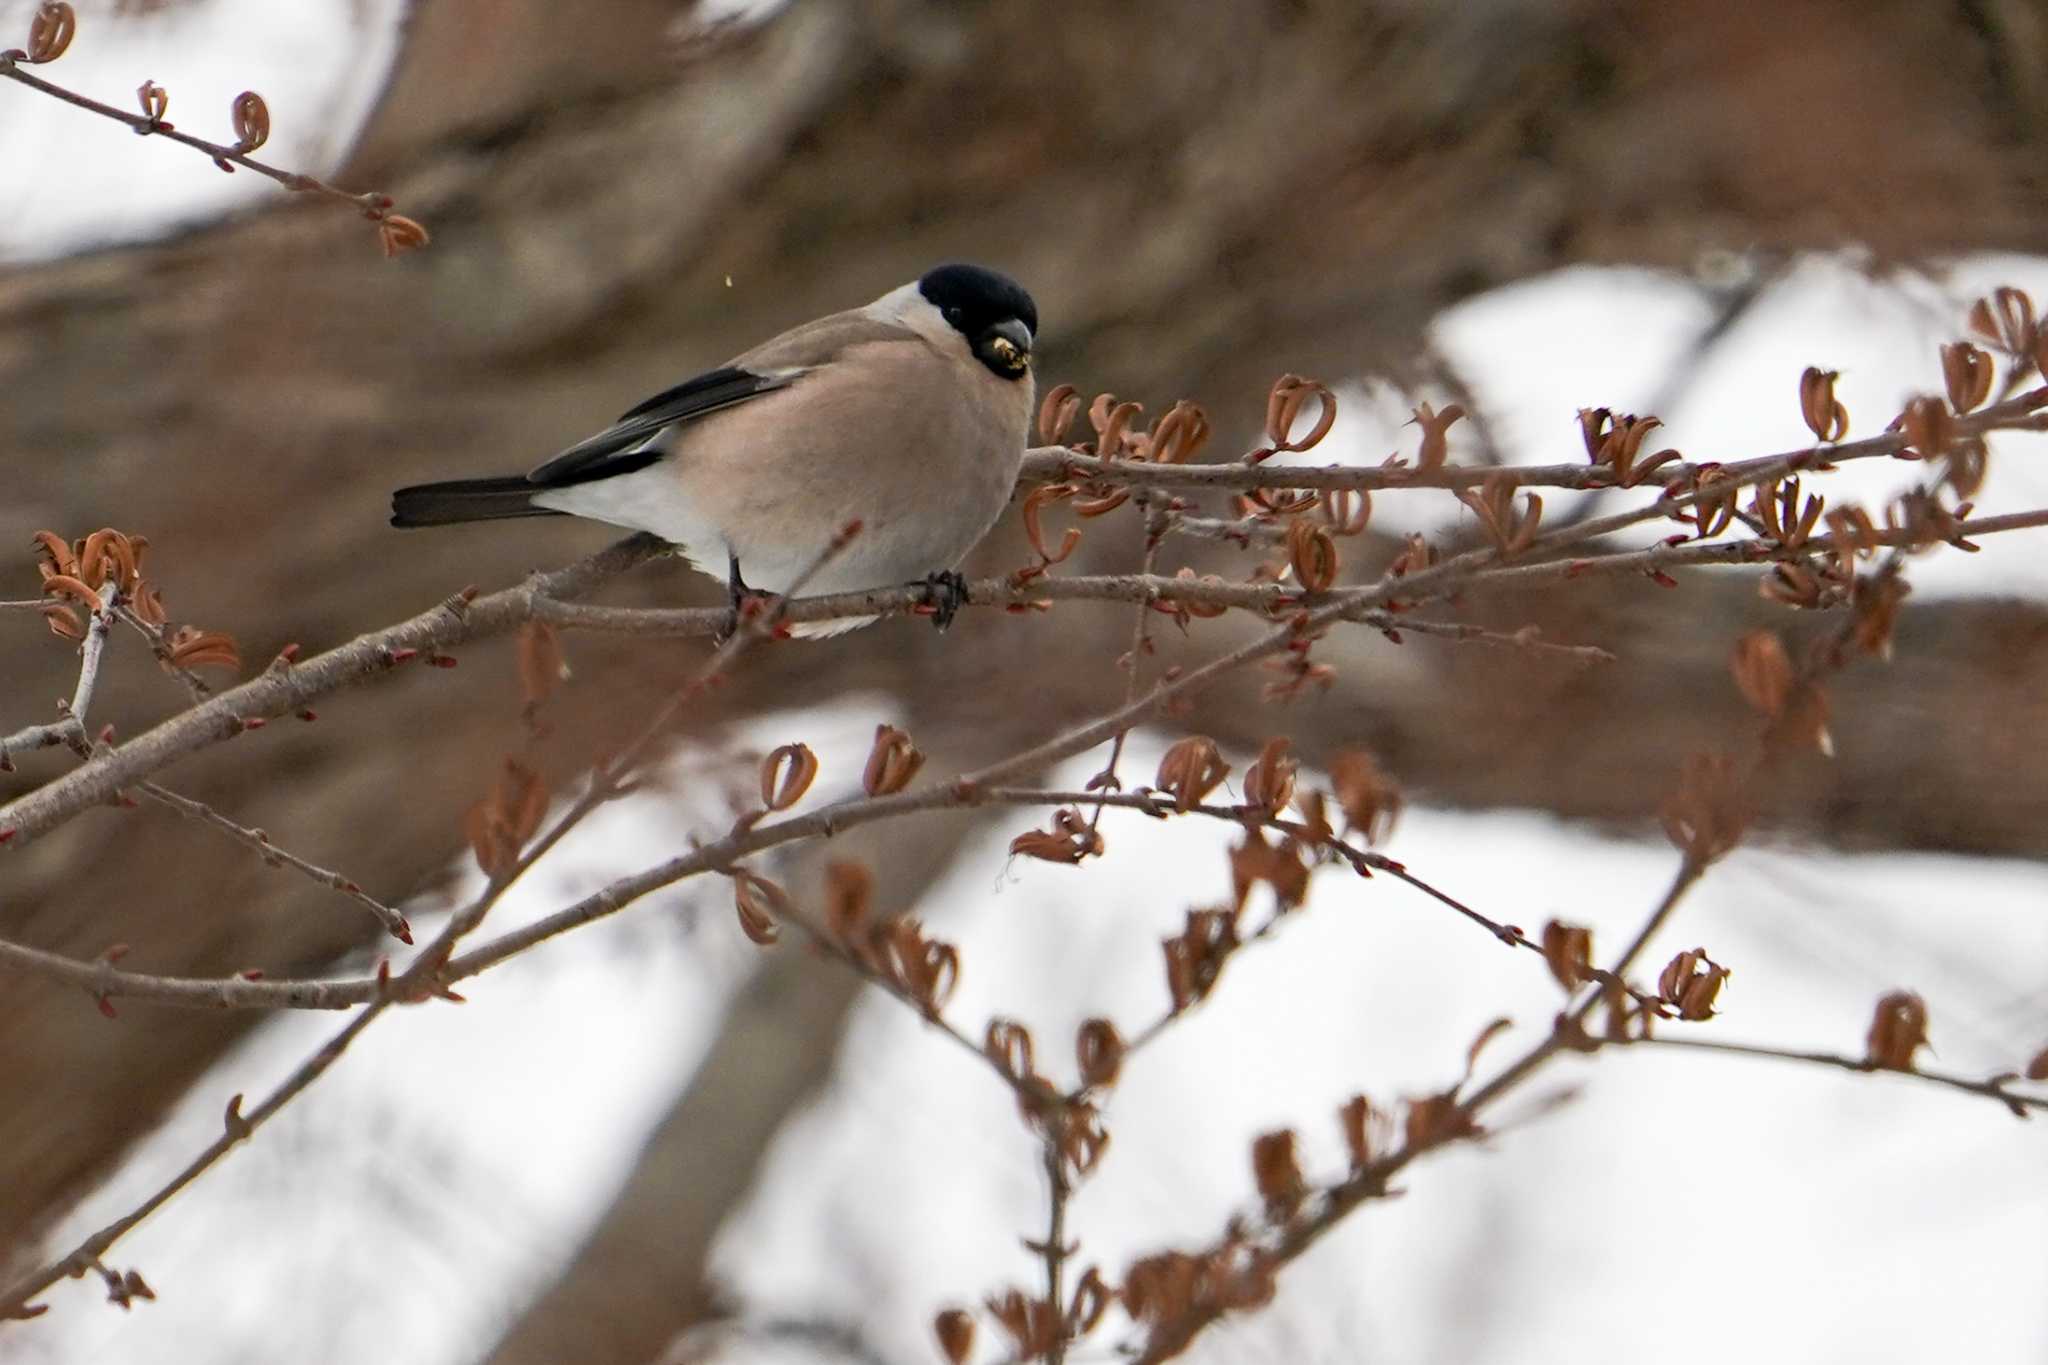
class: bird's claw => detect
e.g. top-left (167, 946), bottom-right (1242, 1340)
top-left (720, 552), bottom-right (779, 642)
top-left (916, 570), bottom-right (970, 632)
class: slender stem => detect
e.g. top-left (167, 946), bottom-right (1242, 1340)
top-left (0, 1000), bottom-right (389, 1321)
top-left (0, 58), bottom-right (399, 217)
top-left (1043, 1136), bottom-right (1073, 1364)
top-left (1627, 1034), bottom-right (2048, 1114)
top-left (132, 781), bottom-right (411, 942)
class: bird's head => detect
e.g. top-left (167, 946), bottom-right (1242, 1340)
top-left (917, 263), bottom-right (1037, 380)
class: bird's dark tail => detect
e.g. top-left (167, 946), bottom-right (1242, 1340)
top-left (390, 477), bottom-right (564, 528)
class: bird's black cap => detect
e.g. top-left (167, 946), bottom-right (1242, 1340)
top-left (919, 263), bottom-right (1038, 340)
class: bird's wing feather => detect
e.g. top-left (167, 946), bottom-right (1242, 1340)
top-left (525, 367), bottom-right (798, 486)
top-left (526, 312), bottom-right (924, 488)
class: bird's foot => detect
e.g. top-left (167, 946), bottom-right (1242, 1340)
top-left (913, 570), bottom-right (970, 632)
top-left (720, 554), bottom-right (782, 642)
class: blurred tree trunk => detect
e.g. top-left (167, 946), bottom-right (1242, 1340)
top-left (6, 0), bottom-right (2048, 1345)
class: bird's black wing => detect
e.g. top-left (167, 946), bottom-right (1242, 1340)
top-left (525, 366), bottom-right (804, 487)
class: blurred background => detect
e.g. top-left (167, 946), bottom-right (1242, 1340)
top-left (3, 1), bottom-right (2047, 1361)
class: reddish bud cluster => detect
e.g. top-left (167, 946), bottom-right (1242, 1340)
top-left (1456, 471), bottom-right (1543, 557)
top-left (1581, 408), bottom-right (1680, 485)
top-left (861, 724), bottom-right (924, 795)
top-left (1010, 807), bottom-right (1104, 864)
top-left (1798, 368), bottom-right (1850, 443)
top-left (1655, 947), bottom-right (1730, 1021)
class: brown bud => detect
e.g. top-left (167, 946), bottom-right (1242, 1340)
top-left (1251, 1128), bottom-right (1306, 1221)
top-left (984, 1018), bottom-right (1037, 1083)
top-left (1730, 630), bottom-right (1794, 718)
top-left (1021, 485), bottom-right (1082, 565)
top-left (40, 603), bottom-right (82, 641)
top-left (1146, 400), bottom-right (1211, 465)
top-left (983, 1289), bottom-right (1057, 1358)
top-left (1967, 286), bottom-right (2037, 358)
top-left (1088, 394), bottom-right (1145, 459)
top-left (732, 871), bottom-right (784, 945)
top-left (1798, 367), bottom-right (1849, 442)
top-left (1037, 383), bottom-right (1081, 445)
top-left (1655, 947), bottom-right (1729, 1021)
top-left (1242, 737), bottom-right (1297, 818)
top-left (1285, 519), bottom-right (1339, 593)
top-left (1410, 401), bottom-right (1464, 471)
top-left (136, 80), bottom-right (168, 125)
top-left (934, 1309), bottom-right (975, 1365)
top-left (1075, 1018), bottom-right (1124, 1088)
top-left (517, 621), bottom-right (565, 713)
top-left (1155, 735), bottom-right (1229, 812)
top-left (1320, 486), bottom-right (1371, 536)
top-left (1864, 990), bottom-right (1929, 1070)
top-left (758, 742), bottom-right (819, 811)
top-left (130, 581), bottom-right (167, 627)
top-left (1229, 827), bottom-right (1310, 910)
top-left (861, 724), bottom-right (924, 796)
top-left (1405, 1092), bottom-right (1480, 1148)
top-left (1939, 342), bottom-right (1994, 413)
top-left (1069, 1265), bottom-right (1113, 1333)
top-left (230, 90), bottom-right (270, 152)
top-left (1162, 908), bottom-right (1236, 1013)
top-left (25, 2), bottom-right (75, 63)
top-left (1579, 409), bottom-right (1677, 484)
top-left (880, 919), bottom-right (959, 1015)
top-left (1660, 751), bottom-right (1750, 865)
top-left (1338, 1094), bottom-right (1375, 1169)
top-left (2025, 1045), bottom-right (2048, 1083)
top-left (822, 859), bottom-right (872, 938)
top-left (1009, 808), bottom-right (1102, 864)
top-left (1327, 749), bottom-right (1400, 843)
top-left (1264, 375), bottom-right (1337, 454)
top-left (1457, 470), bottom-right (1544, 556)
top-left (1894, 395), bottom-right (1955, 462)
top-left (1170, 566), bottom-right (1231, 620)
top-left (377, 213), bottom-right (431, 258)
top-left (1540, 920), bottom-right (1593, 991)
top-left (165, 626), bottom-right (242, 673)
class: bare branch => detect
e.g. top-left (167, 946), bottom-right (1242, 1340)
top-left (0, 27), bottom-right (425, 254)
top-left (131, 782), bottom-right (412, 943)
top-left (0, 1000), bottom-right (390, 1321)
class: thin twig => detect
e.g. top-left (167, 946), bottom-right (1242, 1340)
top-left (113, 606), bottom-right (213, 704)
top-left (0, 582), bottom-right (115, 768)
top-left (1042, 1135), bottom-right (1074, 1365)
top-left (0, 534), bottom-right (670, 849)
top-left (0, 999), bottom-right (390, 1321)
top-left (132, 781), bottom-right (412, 942)
top-left (1086, 504), bottom-right (1167, 835)
top-left (1625, 1034), bottom-right (2048, 1115)
top-left (0, 55), bottom-right (412, 226)
top-left (10, 486), bottom-right (2044, 852)
top-left (1016, 383), bottom-right (2048, 495)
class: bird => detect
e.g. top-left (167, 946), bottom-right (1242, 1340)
top-left (391, 262), bottom-right (1038, 636)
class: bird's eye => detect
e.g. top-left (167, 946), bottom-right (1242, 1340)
top-left (943, 306), bottom-right (966, 326)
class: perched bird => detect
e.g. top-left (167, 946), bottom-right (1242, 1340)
top-left (391, 262), bottom-right (1038, 635)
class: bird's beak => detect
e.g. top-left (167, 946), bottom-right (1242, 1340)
top-left (976, 317), bottom-right (1034, 376)
top-left (985, 317), bottom-right (1033, 353)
